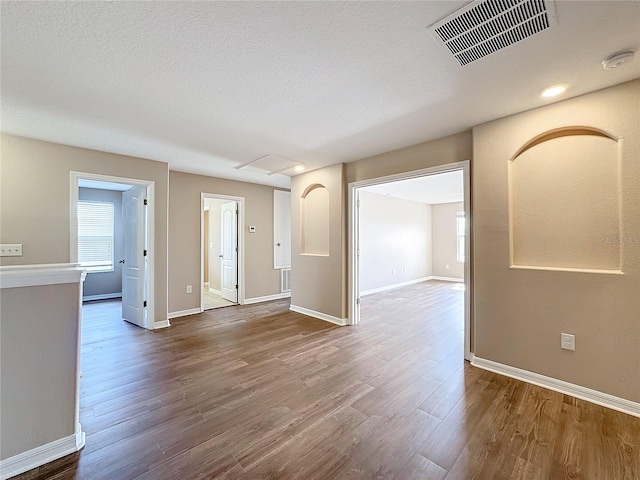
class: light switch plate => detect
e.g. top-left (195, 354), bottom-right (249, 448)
top-left (1, 244), bottom-right (22, 256)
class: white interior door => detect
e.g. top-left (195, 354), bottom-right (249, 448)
top-left (274, 191), bottom-right (291, 268)
top-left (122, 185), bottom-right (148, 327)
top-left (220, 201), bottom-right (238, 303)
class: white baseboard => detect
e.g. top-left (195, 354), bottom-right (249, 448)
top-left (0, 431), bottom-right (85, 480)
top-left (208, 287), bottom-right (221, 295)
top-left (289, 304), bottom-right (347, 326)
top-left (472, 357), bottom-right (640, 418)
top-left (244, 292), bottom-right (291, 305)
top-left (168, 308), bottom-right (201, 319)
top-left (153, 320), bottom-right (171, 329)
top-left (82, 292), bottom-right (122, 302)
top-left (360, 276), bottom-right (432, 297)
top-left (430, 276), bottom-right (464, 283)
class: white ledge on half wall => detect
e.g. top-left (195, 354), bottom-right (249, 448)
top-left (0, 263), bottom-right (87, 289)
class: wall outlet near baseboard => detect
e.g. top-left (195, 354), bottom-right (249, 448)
top-left (1, 244), bottom-right (22, 256)
top-left (186, 285), bottom-right (192, 294)
top-left (561, 333), bottom-right (575, 351)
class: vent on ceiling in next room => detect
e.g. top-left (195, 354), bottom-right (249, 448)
top-left (428, 0), bottom-right (557, 66)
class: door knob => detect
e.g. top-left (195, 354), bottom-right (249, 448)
top-left (219, 255), bottom-right (224, 258)
top-left (119, 259), bottom-right (125, 264)
top-left (277, 243), bottom-right (281, 247)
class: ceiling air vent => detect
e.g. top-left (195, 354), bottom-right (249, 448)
top-left (428, 0), bottom-right (557, 66)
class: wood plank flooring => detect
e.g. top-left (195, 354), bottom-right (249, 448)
top-left (11, 281), bottom-right (640, 479)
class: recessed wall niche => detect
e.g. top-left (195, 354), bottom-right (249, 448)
top-left (509, 127), bottom-right (621, 272)
top-left (300, 183), bottom-right (330, 256)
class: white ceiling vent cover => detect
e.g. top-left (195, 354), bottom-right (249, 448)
top-left (428, 0), bottom-right (557, 66)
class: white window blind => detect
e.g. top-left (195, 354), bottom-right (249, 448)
top-left (456, 211), bottom-right (465, 263)
top-left (78, 201), bottom-right (115, 272)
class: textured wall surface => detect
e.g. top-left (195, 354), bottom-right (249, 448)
top-left (291, 164), bottom-right (346, 320)
top-left (359, 191), bottom-right (432, 293)
top-left (473, 80), bottom-right (640, 402)
top-left (0, 134), bottom-right (169, 323)
top-left (168, 171), bottom-right (288, 313)
top-left (1, 283), bottom-right (79, 459)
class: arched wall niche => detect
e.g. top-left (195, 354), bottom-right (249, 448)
top-left (509, 126), bottom-right (621, 272)
top-left (300, 183), bottom-right (330, 256)
top-left (511, 126), bottom-right (618, 160)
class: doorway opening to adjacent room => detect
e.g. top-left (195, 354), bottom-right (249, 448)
top-left (348, 161), bottom-right (472, 361)
top-left (201, 193), bottom-right (245, 311)
top-left (70, 171), bottom-right (155, 330)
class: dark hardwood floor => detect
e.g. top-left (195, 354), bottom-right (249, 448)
top-left (11, 281), bottom-right (640, 479)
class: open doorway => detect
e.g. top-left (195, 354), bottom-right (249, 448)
top-left (201, 193), bottom-right (244, 311)
top-left (70, 172), bottom-right (155, 330)
top-left (348, 161), bottom-right (472, 360)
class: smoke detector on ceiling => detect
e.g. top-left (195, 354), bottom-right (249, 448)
top-left (428, 0), bottom-right (557, 66)
top-left (602, 51), bottom-right (635, 70)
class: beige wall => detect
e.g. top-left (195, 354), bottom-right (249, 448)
top-left (168, 171), bottom-right (288, 313)
top-left (359, 191), bottom-right (432, 293)
top-left (0, 134), bottom-right (169, 323)
top-left (1, 283), bottom-right (80, 460)
top-left (473, 80), bottom-right (640, 402)
top-left (291, 163), bottom-right (346, 319)
top-left (432, 202), bottom-right (464, 279)
top-left (345, 131), bottom-right (472, 183)
top-left (290, 133), bottom-right (472, 321)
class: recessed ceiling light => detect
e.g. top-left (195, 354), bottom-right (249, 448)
top-left (540, 84), bottom-right (568, 98)
top-left (294, 165), bottom-right (305, 173)
top-left (602, 51), bottom-right (635, 70)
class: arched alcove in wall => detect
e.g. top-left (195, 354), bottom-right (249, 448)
top-left (300, 183), bottom-right (330, 256)
top-left (509, 126), bottom-right (621, 271)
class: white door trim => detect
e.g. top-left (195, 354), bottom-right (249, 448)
top-left (200, 193), bottom-right (245, 311)
top-left (347, 160), bottom-right (473, 361)
top-left (70, 171), bottom-right (155, 330)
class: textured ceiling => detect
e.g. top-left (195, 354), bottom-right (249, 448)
top-left (2, 1), bottom-right (639, 188)
top-left (362, 170), bottom-right (464, 205)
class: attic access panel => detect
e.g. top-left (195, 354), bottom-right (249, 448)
top-left (235, 154), bottom-right (299, 176)
top-left (428, 0), bottom-right (557, 66)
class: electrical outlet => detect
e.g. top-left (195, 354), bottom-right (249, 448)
top-left (561, 333), bottom-right (575, 351)
top-left (186, 285), bottom-right (192, 294)
top-left (445, 264), bottom-right (450, 270)
top-left (1, 244), bottom-right (22, 256)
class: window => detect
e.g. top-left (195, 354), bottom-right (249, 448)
top-left (78, 201), bottom-right (115, 272)
top-left (456, 211), bottom-right (465, 263)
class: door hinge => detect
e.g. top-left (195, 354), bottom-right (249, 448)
top-left (356, 298), bottom-right (361, 305)
top-left (143, 250), bottom-right (147, 256)
top-left (356, 199), bottom-right (361, 208)
top-left (144, 199), bottom-right (148, 206)
top-left (235, 209), bottom-right (239, 215)
top-left (235, 284), bottom-right (238, 289)
top-left (143, 300), bottom-right (147, 307)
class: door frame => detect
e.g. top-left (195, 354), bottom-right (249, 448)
top-left (200, 193), bottom-right (245, 311)
top-left (70, 171), bottom-right (155, 330)
top-left (347, 160), bottom-right (473, 361)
